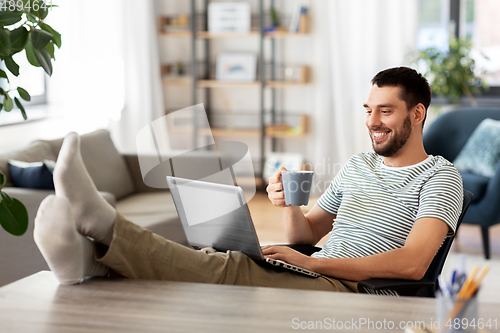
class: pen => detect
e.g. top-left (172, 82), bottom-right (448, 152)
top-left (442, 265), bottom-right (489, 331)
top-left (438, 274), bottom-right (453, 298)
top-left (451, 269), bottom-right (457, 285)
top-left (457, 254), bottom-right (467, 287)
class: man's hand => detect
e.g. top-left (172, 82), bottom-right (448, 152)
top-left (262, 245), bottom-right (315, 271)
top-left (266, 166), bottom-right (288, 207)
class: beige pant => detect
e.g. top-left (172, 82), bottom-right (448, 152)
top-left (97, 214), bottom-right (358, 293)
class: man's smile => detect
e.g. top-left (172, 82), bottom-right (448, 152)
top-left (372, 130), bottom-right (391, 142)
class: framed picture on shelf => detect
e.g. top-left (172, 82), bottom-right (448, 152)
top-left (208, 2), bottom-right (251, 33)
top-left (216, 52), bottom-right (257, 82)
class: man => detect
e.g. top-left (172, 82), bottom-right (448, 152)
top-left (34, 67), bottom-right (462, 293)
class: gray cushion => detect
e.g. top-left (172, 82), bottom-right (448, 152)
top-left (40, 130), bottom-right (136, 200)
top-left (115, 191), bottom-right (188, 245)
top-left (453, 118), bottom-right (500, 177)
top-left (0, 141), bottom-right (57, 187)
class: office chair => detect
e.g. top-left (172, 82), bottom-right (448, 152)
top-left (286, 190), bottom-right (473, 297)
top-left (357, 190), bottom-right (473, 297)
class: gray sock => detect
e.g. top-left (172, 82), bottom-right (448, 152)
top-left (53, 132), bottom-right (116, 246)
top-left (34, 195), bottom-right (109, 284)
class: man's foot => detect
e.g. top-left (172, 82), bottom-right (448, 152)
top-left (54, 132), bottom-right (116, 246)
top-left (34, 195), bottom-right (109, 284)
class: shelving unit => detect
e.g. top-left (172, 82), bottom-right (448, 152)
top-left (157, 0), bottom-right (312, 187)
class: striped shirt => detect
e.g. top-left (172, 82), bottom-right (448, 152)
top-left (312, 153), bottom-right (463, 259)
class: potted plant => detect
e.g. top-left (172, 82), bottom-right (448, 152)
top-left (411, 35), bottom-right (489, 110)
top-left (0, 0), bottom-right (61, 236)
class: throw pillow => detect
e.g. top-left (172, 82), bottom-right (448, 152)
top-left (8, 160), bottom-right (56, 190)
top-left (453, 118), bottom-right (500, 177)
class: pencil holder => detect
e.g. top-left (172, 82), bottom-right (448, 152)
top-left (436, 292), bottom-right (478, 333)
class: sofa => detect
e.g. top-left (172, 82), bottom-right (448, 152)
top-left (0, 129), bottom-right (188, 287)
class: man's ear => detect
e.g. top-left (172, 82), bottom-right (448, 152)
top-left (412, 103), bottom-right (426, 127)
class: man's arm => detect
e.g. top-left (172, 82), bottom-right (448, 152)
top-left (282, 204), bottom-right (336, 245)
top-left (262, 217), bottom-right (449, 281)
top-left (267, 167), bottom-right (336, 245)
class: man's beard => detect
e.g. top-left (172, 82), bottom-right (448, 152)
top-left (370, 115), bottom-right (412, 157)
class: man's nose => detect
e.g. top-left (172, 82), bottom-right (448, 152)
top-left (367, 112), bottom-right (381, 128)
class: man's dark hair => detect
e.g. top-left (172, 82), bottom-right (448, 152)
top-left (371, 67), bottom-right (431, 129)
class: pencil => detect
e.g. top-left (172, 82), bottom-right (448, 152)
top-left (442, 265), bottom-right (489, 330)
top-left (464, 266), bottom-right (489, 298)
top-left (456, 265), bottom-right (479, 299)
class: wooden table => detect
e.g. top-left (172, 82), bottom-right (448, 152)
top-left (0, 271), bottom-right (498, 332)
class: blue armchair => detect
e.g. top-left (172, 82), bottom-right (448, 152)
top-left (423, 107), bottom-right (500, 259)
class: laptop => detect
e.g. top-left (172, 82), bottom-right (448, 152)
top-left (166, 176), bottom-right (320, 278)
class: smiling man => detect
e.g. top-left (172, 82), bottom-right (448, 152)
top-left (264, 67), bottom-right (463, 282)
top-left (34, 67), bottom-right (463, 293)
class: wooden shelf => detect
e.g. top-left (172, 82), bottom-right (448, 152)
top-left (197, 31), bottom-right (260, 39)
top-left (159, 31), bottom-right (308, 39)
top-left (162, 79), bottom-right (309, 88)
top-left (199, 128), bottom-right (260, 137)
top-left (162, 77), bottom-right (191, 86)
top-left (160, 31), bottom-right (260, 38)
top-left (264, 31), bottom-right (309, 38)
top-left (266, 81), bottom-right (309, 88)
top-left (197, 80), bottom-right (260, 88)
top-left (159, 30), bottom-right (191, 37)
top-left (197, 115), bottom-right (308, 138)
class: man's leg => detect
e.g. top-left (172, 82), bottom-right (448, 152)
top-left (35, 132), bottom-right (356, 292)
top-left (98, 213), bottom-right (357, 292)
top-left (34, 132), bottom-right (117, 284)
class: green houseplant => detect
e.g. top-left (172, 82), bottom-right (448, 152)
top-left (0, 0), bottom-right (61, 236)
top-left (412, 35), bottom-right (488, 106)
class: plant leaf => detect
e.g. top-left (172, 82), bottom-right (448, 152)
top-left (10, 26), bottom-right (29, 54)
top-left (4, 56), bottom-right (20, 76)
top-left (33, 48), bottom-right (52, 75)
top-left (1, 191), bottom-right (13, 205)
top-left (0, 197), bottom-right (29, 236)
top-left (26, 12), bottom-right (38, 24)
top-left (40, 23), bottom-right (61, 49)
top-left (30, 1), bottom-right (49, 20)
top-left (14, 97), bottom-right (27, 120)
top-left (0, 29), bottom-right (12, 57)
top-left (25, 40), bottom-right (41, 67)
top-left (0, 11), bottom-right (23, 27)
top-left (31, 29), bottom-right (53, 50)
top-left (3, 94), bottom-right (13, 111)
top-left (0, 172), bottom-right (5, 188)
top-left (0, 69), bottom-right (8, 82)
top-left (17, 87), bottom-right (31, 101)
top-left (44, 41), bottom-right (54, 59)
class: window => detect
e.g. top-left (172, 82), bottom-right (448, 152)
top-left (417, 0), bottom-right (500, 95)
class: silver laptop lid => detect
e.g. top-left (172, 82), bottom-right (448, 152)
top-left (166, 176), bottom-right (264, 260)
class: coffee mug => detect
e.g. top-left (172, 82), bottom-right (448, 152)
top-left (282, 171), bottom-right (314, 206)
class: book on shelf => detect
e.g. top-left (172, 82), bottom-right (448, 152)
top-left (289, 5), bottom-right (308, 33)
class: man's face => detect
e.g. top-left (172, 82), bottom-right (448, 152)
top-left (364, 85), bottom-right (413, 157)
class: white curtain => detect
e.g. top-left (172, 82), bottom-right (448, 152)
top-left (109, 0), bottom-right (165, 152)
top-left (48, 0), bottom-right (164, 152)
top-left (310, 0), bottom-right (418, 192)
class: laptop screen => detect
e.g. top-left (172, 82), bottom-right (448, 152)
top-left (167, 176), bottom-right (264, 260)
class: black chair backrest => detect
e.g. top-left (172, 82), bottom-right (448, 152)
top-left (424, 190), bottom-right (473, 285)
